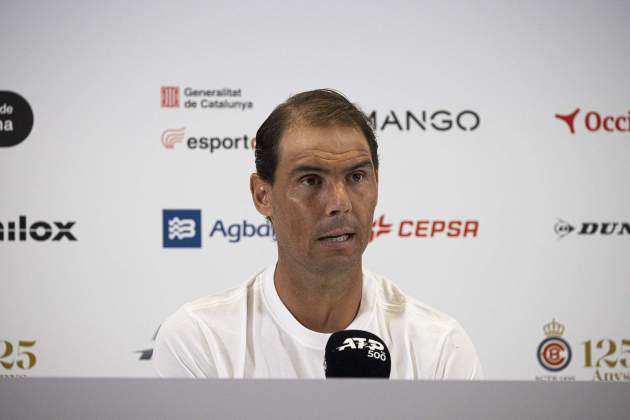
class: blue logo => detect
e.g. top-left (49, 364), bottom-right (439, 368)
top-left (163, 209), bottom-right (202, 248)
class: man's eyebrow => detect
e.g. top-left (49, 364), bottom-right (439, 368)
top-left (346, 160), bottom-right (374, 172)
top-left (289, 165), bottom-right (330, 177)
top-left (289, 160), bottom-right (374, 177)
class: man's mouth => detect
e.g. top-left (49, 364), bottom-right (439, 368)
top-left (318, 231), bottom-right (355, 243)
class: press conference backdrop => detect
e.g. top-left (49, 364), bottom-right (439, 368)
top-left (1, 0), bottom-right (629, 381)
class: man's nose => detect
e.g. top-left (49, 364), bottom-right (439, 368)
top-left (325, 181), bottom-right (352, 216)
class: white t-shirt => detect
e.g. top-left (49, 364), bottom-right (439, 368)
top-left (153, 265), bottom-right (483, 379)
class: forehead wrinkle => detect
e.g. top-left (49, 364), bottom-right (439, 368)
top-left (293, 148), bottom-right (371, 164)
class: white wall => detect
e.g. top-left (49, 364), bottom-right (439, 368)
top-left (1, 0), bottom-right (629, 380)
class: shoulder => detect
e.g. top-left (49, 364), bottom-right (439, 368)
top-left (366, 269), bottom-right (458, 329)
top-left (365, 270), bottom-right (483, 379)
top-left (153, 272), bottom-right (261, 377)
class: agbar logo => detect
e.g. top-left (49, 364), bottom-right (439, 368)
top-left (555, 108), bottom-right (630, 134)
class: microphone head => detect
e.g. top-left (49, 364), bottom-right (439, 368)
top-left (324, 330), bottom-right (391, 378)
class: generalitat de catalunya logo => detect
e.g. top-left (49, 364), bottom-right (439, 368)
top-left (554, 218), bottom-right (630, 239)
top-left (161, 128), bottom-right (255, 153)
top-left (537, 319), bottom-right (572, 372)
top-left (555, 108), bottom-right (630, 134)
top-left (161, 86), bottom-right (180, 108)
top-left (160, 85), bottom-right (253, 110)
top-left (370, 214), bottom-right (479, 242)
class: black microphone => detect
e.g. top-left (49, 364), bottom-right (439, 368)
top-left (324, 330), bottom-right (391, 378)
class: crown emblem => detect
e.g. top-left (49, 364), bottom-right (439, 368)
top-left (543, 319), bottom-right (565, 337)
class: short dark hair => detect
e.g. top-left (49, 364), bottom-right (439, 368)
top-left (254, 89), bottom-right (378, 183)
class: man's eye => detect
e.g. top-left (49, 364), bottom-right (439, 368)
top-left (301, 175), bottom-right (321, 186)
top-left (350, 172), bottom-right (365, 183)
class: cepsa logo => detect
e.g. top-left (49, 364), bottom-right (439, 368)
top-left (161, 128), bottom-right (255, 153)
top-left (370, 215), bottom-right (479, 241)
top-left (367, 109), bottom-right (480, 132)
top-left (555, 108), bottom-right (630, 134)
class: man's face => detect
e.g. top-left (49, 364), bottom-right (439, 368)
top-left (267, 124), bottom-right (378, 273)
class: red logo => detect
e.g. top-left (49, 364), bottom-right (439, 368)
top-left (370, 215), bottom-right (392, 242)
top-left (555, 108), bottom-right (580, 134)
top-left (161, 86), bottom-right (180, 108)
top-left (556, 108), bottom-right (630, 133)
top-left (539, 339), bottom-right (568, 368)
top-left (370, 214), bottom-right (479, 242)
top-left (161, 128), bottom-right (185, 149)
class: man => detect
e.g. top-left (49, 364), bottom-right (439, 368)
top-left (153, 89), bottom-right (483, 379)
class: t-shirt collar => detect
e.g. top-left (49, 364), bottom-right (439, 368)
top-left (261, 262), bottom-right (376, 349)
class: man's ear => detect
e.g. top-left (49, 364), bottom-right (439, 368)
top-left (250, 173), bottom-right (273, 218)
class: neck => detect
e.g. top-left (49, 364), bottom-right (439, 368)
top-left (273, 256), bottom-right (363, 333)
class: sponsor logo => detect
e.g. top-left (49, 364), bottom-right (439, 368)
top-left (1, 339), bottom-right (37, 377)
top-left (534, 319), bottom-right (629, 382)
top-left (555, 109), bottom-right (580, 134)
top-left (537, 319), bottom-right (572, 373)
top-left (367, 109), bottom-right (480, 132)
top-left (163, 209), bottom-right (202, 248)
top-left (161, 128), bottom-right (255, 153)
top-left (555, 108), bottom-right (630, 134)
top-left (554, 219), bottom-right (630, 239)
top-left (160, 86), bottom-right (254, 110)
top-left (0, 91), bottom-right (34, 148)
top-left (135, 326), bottom-right (160, 361)
top-left (583, 337), bottom-right (630, 382)
top-left (370, 215), bottom-right (392, 241)
top-left (186, 134), bottom-right (255, 153)
top-left (162, 210), bottom-right (275, 247)
top-left (336, 338), bottom-right (384, 352)
top-left (209, 219), bottom-right (275, 243)
top-left (370, 214), bottom-right (479, 242)
top-left (161, 86), bottom-right (180, 108)
top-left (161, 127), bottom-right (185, 149)
top-left (0, 216), bottom-right (76, 242)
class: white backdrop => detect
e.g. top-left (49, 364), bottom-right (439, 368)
top-left (1, 0), bottom-right (629, 381)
